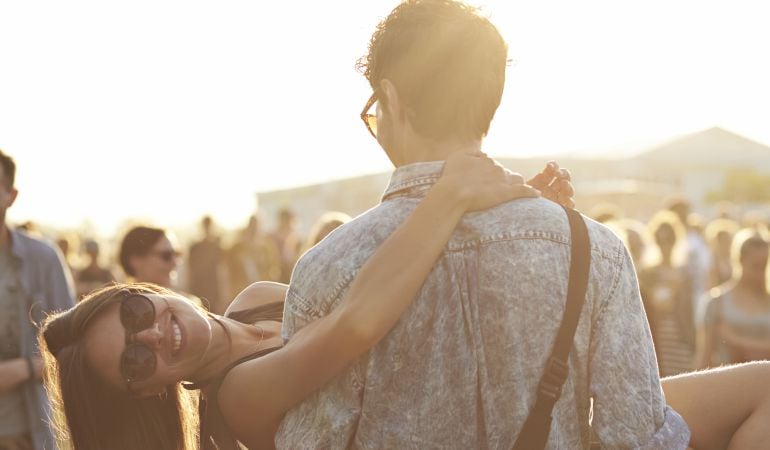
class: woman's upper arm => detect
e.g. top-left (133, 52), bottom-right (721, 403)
top-left (218, 306), bottom-right (364, 432)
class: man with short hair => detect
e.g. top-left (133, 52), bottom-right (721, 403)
top-left (278, 1), bottom-right (689, 448)
top-left (0, 149), bottom-right (75, 450)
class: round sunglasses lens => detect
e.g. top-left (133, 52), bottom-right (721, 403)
top-left (120, 295), bottom-right (155, 332)
top-left (121, 344), bottom-right (156, 381)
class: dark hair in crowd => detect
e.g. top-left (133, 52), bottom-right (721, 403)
top-left (357, 0), bottom-right (508, 141)
top-left (119, 226), bottom-right (166, 276)
top-left (39, 283), bottom-right (199, 450)
top-left (0, 149), bottom-right (16, 189)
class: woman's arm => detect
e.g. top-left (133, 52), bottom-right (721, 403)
top-left (662, 362), bottom-right (770, 450)
top-left (219, 152), bottom-right (545, 445)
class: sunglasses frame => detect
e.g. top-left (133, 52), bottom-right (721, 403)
top-left (360, 91), bottom-right (378, 139)
top-left (118, 293), bottom-right (158, 391)
top-left (150, 249), bottom-right (181, 263)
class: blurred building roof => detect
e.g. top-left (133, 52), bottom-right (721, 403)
top-left (256, 126), bottom-right (770, 229)
top-left (631, 126), bottom-right (770, 170)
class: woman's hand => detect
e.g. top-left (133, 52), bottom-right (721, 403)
top-left (438, 151), bottom-right (540, 212)
top-left (527, 160), bottom-right (575, 208)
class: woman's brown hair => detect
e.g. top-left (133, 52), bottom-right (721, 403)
top-left (39, 283), bottom-right (199, 450)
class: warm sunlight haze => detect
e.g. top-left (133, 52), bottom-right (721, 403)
top-left (1, 0), bottom-right (768, 234)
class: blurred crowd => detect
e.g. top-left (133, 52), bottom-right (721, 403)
top-left (17, 208), bottom-right (351, 315)
top-left (593, 197), bottom-right (770, 376)
top-left (13, 195), bottom-right (770, 378)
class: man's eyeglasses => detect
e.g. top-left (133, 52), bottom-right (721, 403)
top-left (119, 293), bottom-right (158, 389)
top-left (360, 91), bottom-right (378, 138)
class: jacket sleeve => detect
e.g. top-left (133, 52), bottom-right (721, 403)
top-left (589, 244), bottom-right (690, 449)
top-left (276, 279), bottom-right (366, 449)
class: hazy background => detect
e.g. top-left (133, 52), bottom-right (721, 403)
top-left (1, 0), bottom-right (768, 234)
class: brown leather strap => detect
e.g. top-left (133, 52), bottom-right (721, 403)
top-left (513, 206), bottom-right (591, 450)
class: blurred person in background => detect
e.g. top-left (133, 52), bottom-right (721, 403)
top-left (610, 218), bottom-right (649, 271)
top-left (56, 233), bottom-right (79, 274)
top-left (704, 218), bottom-right (740, 289)
top-left (696, 228), bottom-right (770, 368)
top-left (668, 196), bottom-right (712, 319)
top-left (76, 239), bottom-right (116, 299)
top-left (639, 210), bottom-right (694, 376)
top-left (301, 211), bottom-right (352, 255)
top-left (226, 215), bottom-right (281, 301)
top-left (270, 208), bottom-right (303, 283)
top-left (0, 149), bottom-right (75, 450)
top-left (608, 218), bottom-right (655, 334)
top-left (187, 216), bottom-right (226, 313)
top-left (118, 225), bottom-right (203, 308)
top-left (588, 202), bottom-right (623, 224)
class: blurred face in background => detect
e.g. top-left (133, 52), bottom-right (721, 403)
top-left (130, 235), bottom-right (179, 287)
top-left (655, 224), bottom-right (677, 257)
top-left (740, 244), bottom-right (769, 288)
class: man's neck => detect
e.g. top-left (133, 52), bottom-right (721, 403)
top-left (397, 138), bottom-right (482, 166)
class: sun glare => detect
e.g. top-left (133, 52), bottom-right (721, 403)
top-left (1, 0), bottom-right (768, 234)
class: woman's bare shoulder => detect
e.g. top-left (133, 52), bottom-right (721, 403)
top-left (225, 281), bottom-right (289, 316)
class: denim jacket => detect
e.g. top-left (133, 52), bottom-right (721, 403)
top-left (9, 228), bottom-right (75, 449)
top-left (277, 162), bottom-right (690, 449)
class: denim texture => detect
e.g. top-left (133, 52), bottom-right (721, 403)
top-left (278, 161), bottom-right (690, 449)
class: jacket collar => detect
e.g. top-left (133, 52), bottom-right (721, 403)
top-left (381, 161), bottom-right (445, 202)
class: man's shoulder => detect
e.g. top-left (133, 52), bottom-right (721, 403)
top-left (293, 204), bottom-right (402, 271)
top-left (11, 228), bottom-right (61, 262)
top-left (464, 198), bottom-right (624, 258)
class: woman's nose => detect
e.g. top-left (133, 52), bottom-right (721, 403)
top-left (133, 322), bottom-right (163, 350)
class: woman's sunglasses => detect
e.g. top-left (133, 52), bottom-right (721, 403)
top-left (119, 293), bottom-right (158, 388)
top-left (360, 91), bottom-right (378, 138)
top-left (151, 249), bottom-right (181, 263)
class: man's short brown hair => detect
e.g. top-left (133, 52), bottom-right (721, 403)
top-left (357, 0), bottom-right (507, 141)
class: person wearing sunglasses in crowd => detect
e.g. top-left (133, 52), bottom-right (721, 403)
top-left (118, 225), bottom-right (204, 309)
top-left (40, 151), bottom-right (576, 450)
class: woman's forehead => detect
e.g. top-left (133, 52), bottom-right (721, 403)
top-left (83, 301), bottom-right (125, 390)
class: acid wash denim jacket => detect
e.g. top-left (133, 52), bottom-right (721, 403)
top-left (277, 162), bottom-right (690, 450)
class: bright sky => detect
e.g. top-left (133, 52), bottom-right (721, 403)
top-left (1, 0), bottom-right (768, 234)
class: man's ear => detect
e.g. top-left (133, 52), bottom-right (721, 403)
top-left (378, 78), bottom-right (401, 120)
top-left (2, 188), bottom-right (18, 210)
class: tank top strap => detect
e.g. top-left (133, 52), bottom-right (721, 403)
top-left (196, 346), bottom-right (282, 450)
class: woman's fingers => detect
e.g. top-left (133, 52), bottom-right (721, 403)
top-left (554, 178), bottom-right (574, 198)
top-left (527, 161), bottom-right (561, 191)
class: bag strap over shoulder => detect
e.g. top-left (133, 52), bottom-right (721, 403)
top-left (512, 206), bottom-right (591, 450)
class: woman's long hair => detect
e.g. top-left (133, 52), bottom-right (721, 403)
top-left (39, 283), bottom-right (199, 450)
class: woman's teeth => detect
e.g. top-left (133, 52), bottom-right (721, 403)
top-left (172, 319), bottom-right (181, 353)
